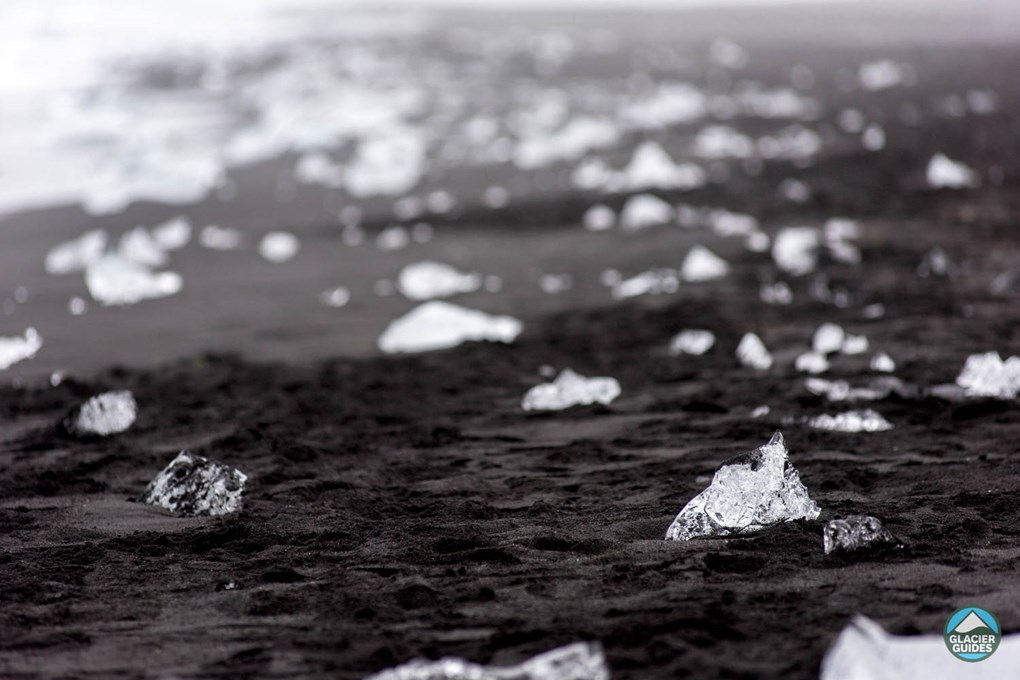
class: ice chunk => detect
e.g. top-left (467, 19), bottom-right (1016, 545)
top-left (616, 142), bottom-right (706, 192)
top-left (813, 323), bottom-right (846, 355)
top-left (397, 261), bottom-right (481, 301)
top-left (870, 353), bottom-right (896, 373)
top-left (796, 351), bottom-right (829, 374)
top-left (926, 153), bottom-right (978, 189)
top-left (955, 351), bottom-right (1020, 399)
top-left (378, 301), bottom-right (522, 354)
top-left (376, 226), bottom-right (410, 252)
top-left (618, 194), bottom-right (674, 231)
top-left (665, 431), bottom-right (820, 541)
top-left (118, 227), bottom-right (168, 268)
top-left (808, 409), bottom-right (893, 433)
top-left (140, 450), bottom-right (246, 517)
top-left (85, 254), bottom-right (182, 306)
top-left (45, 229), bottom-right (108, 275)
top-left (64, 390), bottom-right (137, 437)
top-left (858, 60), bottom-right (914, 91)
top-left (862, 124), bottom-right (885, 151)
top-left (319, 287), bottom-right (351, 308)
top-left (823, 515), bottom-right (897, 554)
top-left (364, 642), bottom-right (609, 680)
top-left (693, 126), bottom-right (754, 159)
top-left (669, 330), bottom-right (715, 356)
top-left (806, 377), bottom-right (908, 402)
top-left (737, 333), bottom-right (773, 370)
top-left (199, 225), bottom-right (241, 250)
top-left (522, 369), bottom-right (621, 411)
top-left (709, 210), bottom-right (759, 237)
top-left (841, 334), bottom-right (869, 355)
top-left (583, 204), bottom-right (615, 232)
top-left (778, 178), bottom-right (811, 203)
top-left (611, 269), bottom-right (678, 299)
top-left (681, 246), bottom-right (729, 282)
top-left (152, 217), bottom-right (191, 251)
top-left (0, 328), bottom-right (43, 370)
top-left (821, 615), bottom-right (1020, 680)
top-left (772, 227), bottom-right (819, 276)
top-left (259, 231), bottom-right (300, 263)
top-left (760, 282), bottom-right (793, 305)
top-left (751, 405), bottom-right (771, 418)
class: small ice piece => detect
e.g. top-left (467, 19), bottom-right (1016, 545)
top-left (199, 225), bottom-right (241, 250)
top-left (737, 333), bottom-right (773, 370)
top-left (483, 185), bottom-right (510, 209)
top-left (862, 124), bottom-right (885, 151)
top-left (69, 296), bottom-right (87, 316)
top-left (665, 431), bottom-right (820, 541)
top-left (821, 615), bottom-right (1020, 680)
top-left (841, 334), bottom-right (869, 355)
top-left (118, 227), bottom-right (168, 267)
top-left (926, 153), bottom-right (978, 189)
top-left (778, 178), bottom-right (811, 203)
top-left (858, 60), bottom-right (913, 91)
top-left (618, 141), bottom-right (706, 192)
top-left (611, 269), bottom-right (678, 299)
top-left (259, 231), bottom-right (300, 263)
top-left (378, 301), bottom-right (522, 354)
top-left (806, 377), bottom-right (907, 402)
top-left (917, 246), bottom-right (951, 278)
top-left (760, 282), bottom-right (793, 305)
top-left (709, 210), bottom-right (759, 237)
top-left (618, 194), bottom-right (674, 231)
top-left (45, 229), bottom-right (108, 275)
top-left (397, 261), bottom-right (481, 301)
top-left (796, 351), bottom-right (829, 375)
top-left (862, 303), bottom-right (885, 319)
top-left (140, 450), bottom-right (247, 517)
top-left (813, 323), bottom-right (846, 355)
top-left (583, 204), bottom-right (615, 232)
top-left (540, 273), bottom-right (573, 294)
top-left (681, 246), bottom-right (729, 282)
top-left (411, 223), bottom-right (434, 245)
top-left (955, 351), bottom-right (1020, 399)
top-left (823, 515), bottom-right (897, 554)
top-left (0, 328), bottom-right (43, 370)
top-left (320, 287), bottom-right (351, 308)
top-left (364, 642), bottom-right (609, 680)
top-left (669, 329), bottom-right (715, 356)
top-left (772, 227), bottom-right (819, 276)
top-left (376, 226), bottom-right (410, 252)
top-left (64, 390), bottom-right (137, 437)
top-left (808, 409), bottom-right (893, 433)
top-left (85, 254), bottom-right (182, 306)
top-left (152, 217), bottom-right (191, 251)
top-left (751, 405), bottom-right (771, 418)
top-left (521, 369), bottom-right (621, 411)
top-left (870, 353), bottom-right (896, 373)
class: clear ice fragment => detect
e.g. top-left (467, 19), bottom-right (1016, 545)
top-left (140, 450), bottom-right (246, 517)
top-left (65, 390), bottom-right (137, 437)
top-left (364, 642), bottom-right (609, 680)
top-left (378, 301), bottom-right (522, 354)
top-left (808, 409), bottom-right (892, 433)
top-left (522, 369), bottom-right (621, 411)
top-left (955, 351), bottom-right (1020, 399)
top-left (669, 330), bottom-right (715, 356)
top-left (736, 333), bottom-right (773, 370)
top-left (665, 431), bottom-right (820, 541)
top-left (823, 515), bottom-right (897, 554)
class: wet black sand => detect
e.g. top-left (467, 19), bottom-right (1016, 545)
top-left (3, 8), bottom-right (1020, 680)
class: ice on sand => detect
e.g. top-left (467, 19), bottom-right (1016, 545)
top-left (0, 328), bottom-right (43, 370)
top-left (140, 451), bottom-right (246, 517)
top-left (583, 204), bottom-right (616, 232)
top-left (805, 377), bottom-right (909, 402)
top-left (85, 254), bottom-right (182, 306)
top-left (364, 642), bottom-right (609, 680)
top-left (823, 515), bottom-right (897, 554)
top-left (736, 333), bottom-right (773, 370)
top-left (955, 351), bottom-right (1020, 399)
top-left (926, 153), bottom-right (978, 189)
top-left (65, 390), bottom-right (137, 437)
top-left (809, 410), bottom-right (892, 433)
top-left (870, 352), bottom-right (896, 373)
top-left (378, 301), bottom-right (522, 354)
top-left (522, 369), bottom-right (621, 411)
top-left (812, 323), bottom-right (845, 354)
top-left (821, 615), bottom-right (1020, 680)
top-left (618, 194), bottom-right (674, 231)
top-left (772, 227), bottom-right (819, 276)
top-left (259, 231), bottom-right (300, 263)
top-left (45, 229), bottom-right (108, 275)
top-left (665, 431), bottom-right (820, 541)
top-left (397, 261), bottom-right (481, 301)
top-left (795, 351), bottom-right (829, 375)
top-left (610, 269), bottom-right (678, 300)
top-left (681, 246), bottom-right (729, 282)
top-left (669, 330), bottom-right (715, 356)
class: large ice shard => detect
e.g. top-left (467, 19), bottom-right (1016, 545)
top-left (140, 451), bottom-right (246, 517)
top-left (64, 390), bottom-right (137, 437)
top-left (378, 301), bottom-right (522, 354)
top-left (665, 431), bottom-right (820, 541)
top-left (821, 615), bottom-right (1020, 680)
top-left (955, 351), bottom-right (1020, 399)
top-left (0, 328), bottom-right (43, 370)
top-left (364, 642), bottom-right (609, 680)
top-left (522, 369), bottom-right (621, 411)
top-left (397, 261), bottom-right (482, 301)
top-left (808, 409), bottom-right (893, 433)
top-left (823, 515), bottom-right (898, 554)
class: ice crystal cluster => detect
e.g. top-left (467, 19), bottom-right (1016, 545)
top-left (65, 390), bottom-right (137, 437)
top-left (666, 431), bottom-right (820, 541)
top-left (823, 515), bottom-right (897, 554)
top-left (140, 451), bottom-right (247, 517)
top-left (363, 642), bottom-right (609, 680)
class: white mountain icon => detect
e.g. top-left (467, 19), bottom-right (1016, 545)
top-left (954, 611), bottom-right (992, 634)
